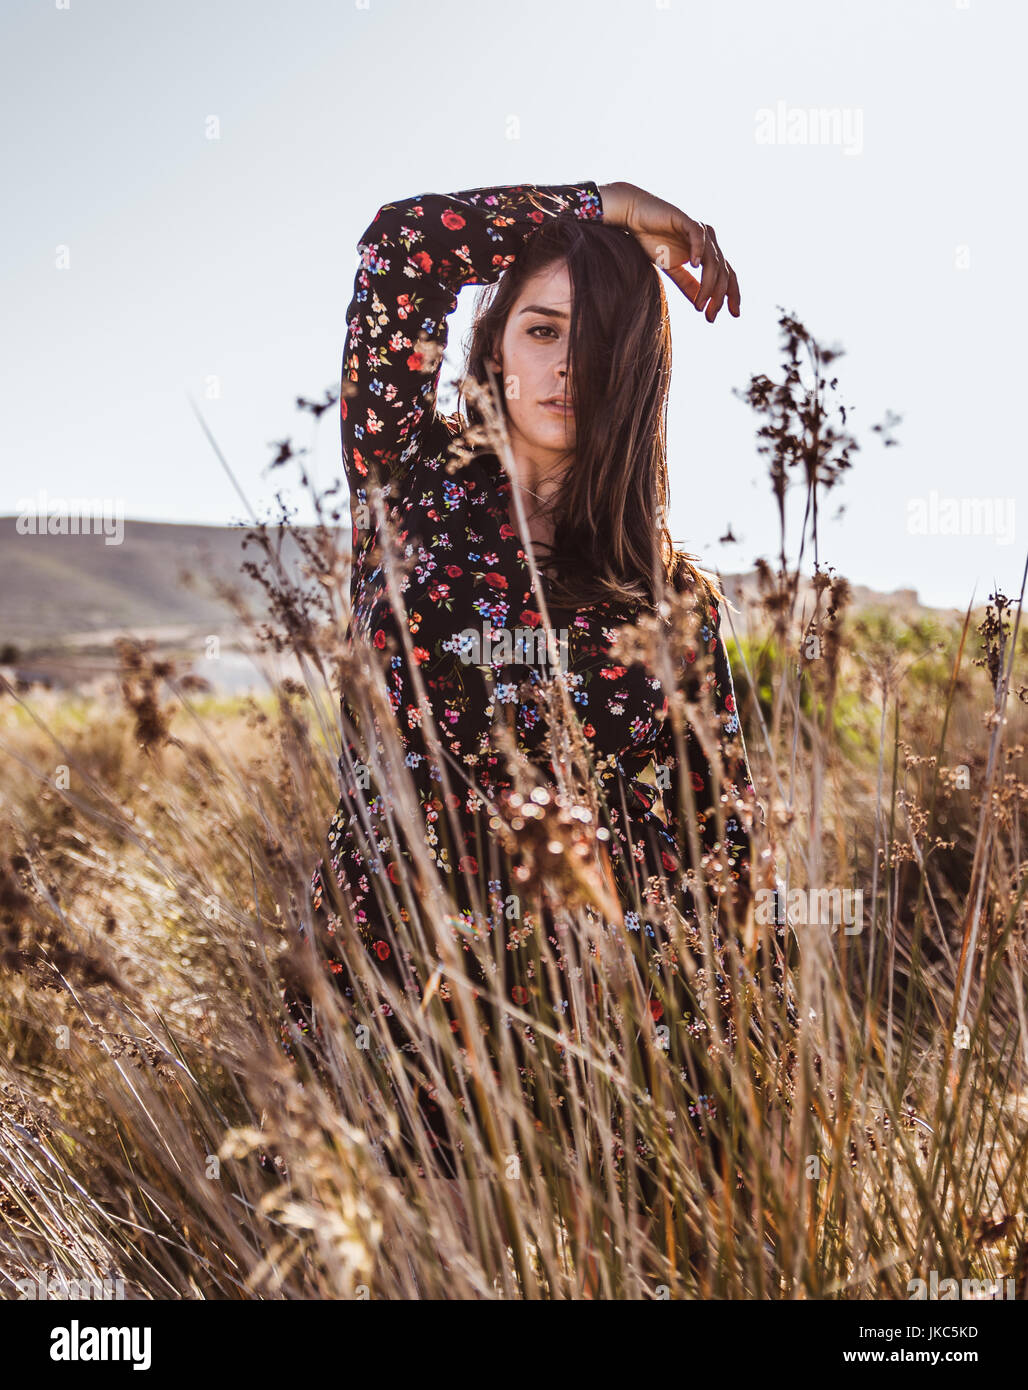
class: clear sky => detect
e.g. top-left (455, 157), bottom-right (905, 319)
top-left (2, 0), bottom-right (1024, 609)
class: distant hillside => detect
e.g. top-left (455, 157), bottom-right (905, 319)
top-left (0, 518), bottom-right (312, 645)
top-left (0, 516), bottom-right (963, 692)
top-left (716, 572), bottom-right (949, 619)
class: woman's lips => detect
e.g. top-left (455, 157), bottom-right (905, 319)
top-left (541, 400), bottom-right (572, 414)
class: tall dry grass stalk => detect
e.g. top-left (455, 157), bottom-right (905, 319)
top-left (1, 313), bottom-right (1025, 1300)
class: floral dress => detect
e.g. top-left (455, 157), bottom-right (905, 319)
top-left (300, 181), bottom-right (762, 1174)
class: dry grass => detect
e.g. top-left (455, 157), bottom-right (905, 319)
top-left (1, 314), bottom-right (1026, 1300)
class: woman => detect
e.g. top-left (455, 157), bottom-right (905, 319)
top-left (290, 179), bottom-right (764, 1185)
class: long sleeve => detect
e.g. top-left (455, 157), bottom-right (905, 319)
top-left (341, 181), bottom-right (603, 504)
top-left (654, 596), bottom-right (762, 914)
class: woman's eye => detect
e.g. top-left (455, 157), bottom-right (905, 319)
top-left (528, 324), bottom-right (558, 340)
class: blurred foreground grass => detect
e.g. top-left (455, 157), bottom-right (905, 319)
top-left (2, 311), bottom-right (1026, 1299)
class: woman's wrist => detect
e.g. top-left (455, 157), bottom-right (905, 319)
top-left (597, 181), bottom-right (632, 227)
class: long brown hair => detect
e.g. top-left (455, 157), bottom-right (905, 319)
top-left (452, 214), bottom-right (720, 613)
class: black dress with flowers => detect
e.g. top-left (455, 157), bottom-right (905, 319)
top-left (300, 181), bottom-right (761, 1175)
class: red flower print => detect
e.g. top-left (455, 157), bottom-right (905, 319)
top-left (445, 564), bottom-right (463, 578)
top-left (441, 209), bottom-right (466, 230)
top-left (583, 722), bottom-right (596, 738)
top-left (601, 666), bottom-right (628, 679)
top-left (684, 647), bottom-right (696, 663)
top-left (458, 855), bottom-right (478, 874)
top-left (387, 862), bottom-right (400, 884)
top-left (373, 629), bottom-right (386, 649)
top-left (725, 693), bottom-right (736, 713)
top-left (691, 772), bottom-right (706, 792)
top-left (407, 351), bottom-right (424, 371)
top-left (519, 609), bottom-right (541, 627)
top-left (660, 849), bottom-right (679, 872)
top-left (649, 998), bottom-right (664, 1022)
top-left (483, 572), bottom-right (508, 590)
top-left (512, 985), bottom-right (529, 1005)
top-left (372, 940), bottom-right (391, 961)
top-left (528, 210), bottom-right (544, 223)
top-left (412, 646), bottom-right (430, 665)
top-left (412, 250), bottom-right (433, 273)
top-left (499, 523), bottom-right (516, 540)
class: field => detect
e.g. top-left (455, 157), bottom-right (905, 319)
top-left (1, 317), bottom-right (1026, 1300)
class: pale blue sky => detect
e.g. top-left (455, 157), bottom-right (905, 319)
top-left (2, 0), bottom-right (1024, 608)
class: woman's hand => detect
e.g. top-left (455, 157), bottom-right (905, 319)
top-left (598, 181), bottom-right (740, 322)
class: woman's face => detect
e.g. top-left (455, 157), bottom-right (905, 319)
top-left (488, 260), bottom-right (577, 464)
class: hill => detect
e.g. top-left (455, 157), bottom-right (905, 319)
top-left (0, 517), bottom-right (962, 691)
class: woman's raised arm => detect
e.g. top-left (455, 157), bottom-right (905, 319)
top-left (341, 181), bottom-right (603, 499)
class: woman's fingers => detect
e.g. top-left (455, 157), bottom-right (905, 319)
top-left (701, 264), bottom-right (730, 321)
top-left (632, 193), bottom-right (741, 320)
top-left (694, 224), bottom-right (723, 315)
top-left (706, 225), bottom-right (741, 318)
top-left (689, 226), bottom-right (740, 321)
top-left (704, 225), bottom-right (733, 318)
top-left (673, 209), bottom-right (705, 268)
top-left (662, 251), bottom-right (736, 320)
top-left (726, 262), bottom-right (742, 317)
top-left (664, 260), bottom-right (739, 321)
top-left (663, 262), bottom-right (702, 305)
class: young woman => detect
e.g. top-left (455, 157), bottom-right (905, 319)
top-left (292, 179), bottom-right (763, 1184)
